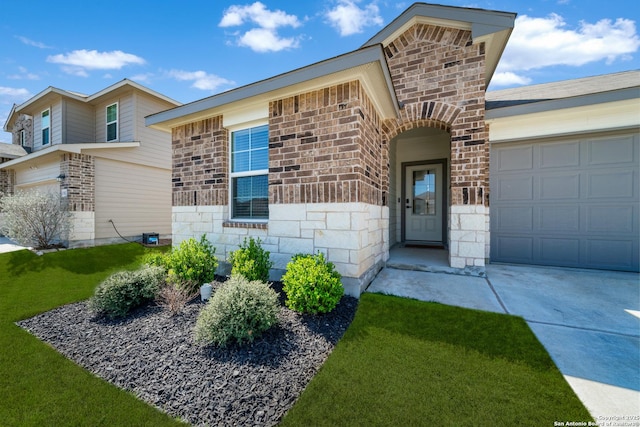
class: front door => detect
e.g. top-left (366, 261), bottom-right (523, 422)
top-left (404, 162), bottom-right (444, 244)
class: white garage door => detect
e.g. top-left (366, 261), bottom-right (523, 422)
top-left (490, 133), bottom-right (639, 272)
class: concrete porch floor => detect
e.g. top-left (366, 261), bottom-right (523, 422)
top-left (386, 244), bottom-right (486, 277)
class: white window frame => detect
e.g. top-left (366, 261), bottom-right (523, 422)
top-left (19, 129), bottom-right (26, 146)
top-left (41, 108), bottom-right (50, 145)
top-left (106, 102), bottom-right (118, 142)
top-left (229, 121), bottom-right (269, 221)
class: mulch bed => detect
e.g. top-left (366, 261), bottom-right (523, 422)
top-left (17, 281), bottom-right (358, 427)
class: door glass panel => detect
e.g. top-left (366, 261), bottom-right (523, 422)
top-left (412, 168), bottom-right (436, 216)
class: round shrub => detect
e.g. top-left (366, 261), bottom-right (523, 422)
top-left (194, 275), bottom-right (280, 347)
top-left (281, 252), bottom-right (344, 314)
top-left (229, 237), bottom-right (273, 282)
top-left (165, 235), bottom-right (218, 294)
top-left (89, 265), bottom-right (165, 319)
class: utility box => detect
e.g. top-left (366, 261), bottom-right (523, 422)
top-left (142, 233), bottom-right (159, 245)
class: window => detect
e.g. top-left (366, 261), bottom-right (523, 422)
top-left (106, 103), bottom-right (118, 141)
top-left (19, 129), bottom-right (25, 146)
top-left (41, 109), bottom-right (50, 145)
top-left (230, 124), bottom-right (268, 219)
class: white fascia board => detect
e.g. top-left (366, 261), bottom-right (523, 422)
top-left (487, 98), bottom-right (640, 142)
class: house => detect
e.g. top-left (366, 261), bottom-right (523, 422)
top-left (1, 79), bottom-right (181, 247)
top-left (146, 3), bottom-right (639, 296)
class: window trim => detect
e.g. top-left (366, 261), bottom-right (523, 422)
top-left (19, 129), bottom-right (25, 146)
top-left (229, 122), bottom-right (269, 221)
top-left (106, 102), bottom-right (118, 142)
top-left (41, 108), bottom-right (50, 145)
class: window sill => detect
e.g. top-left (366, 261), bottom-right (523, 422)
top-left (223, 221), bottom-right (268, 230)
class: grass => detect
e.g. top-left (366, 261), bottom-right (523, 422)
top-left (281, 293), bottom-right (593, 426)
top-left (0, 243), bottom-right (183, 427)
top-left (1, 244), bottom-right (592, 426)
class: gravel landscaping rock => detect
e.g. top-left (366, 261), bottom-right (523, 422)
top-left (17, 281), bottom-right (358, 426)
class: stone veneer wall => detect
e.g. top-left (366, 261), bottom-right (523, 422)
top-left (10, 114), bottom-right (33, 150)
top-left (381, 23), bottom-right (489, 269)
top-left (171, 81), bottom-right (388, 295)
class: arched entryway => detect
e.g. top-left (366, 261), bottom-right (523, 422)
top-left (388, 126), bottom-right (451, 249)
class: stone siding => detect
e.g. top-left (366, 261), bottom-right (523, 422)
top-left (10, 114), bottom-right (33, 150)
top-left (172, 203), bottom-right (388, 297)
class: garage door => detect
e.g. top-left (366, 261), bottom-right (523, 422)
top-left (490, 133), bottom-right (639, 272)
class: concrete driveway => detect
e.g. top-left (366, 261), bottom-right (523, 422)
top-left (366, 263), bottom-right (640, 419)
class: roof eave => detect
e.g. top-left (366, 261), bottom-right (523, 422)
top-left (486, 87), bottom-right (640, 120)
top-left (0, 142), bottom-right (140, 170)
top-left (362, 2), bottom-right (516, 87)
top-left (146, 45), bottom-right (399, 132)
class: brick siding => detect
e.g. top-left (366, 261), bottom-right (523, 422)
top-left (171, 116), bottom-right (228, 207)
top-left (269, 81), bottom-right (384, 206)
top-left (61, 153), bottom-right (95, 211)
top-left (381, 23), bottom-right (489, 206)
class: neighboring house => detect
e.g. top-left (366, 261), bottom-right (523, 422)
top-left (1, 79), bottom-right (181, 247)
top-left (146, 2), bottom-right (639, 296)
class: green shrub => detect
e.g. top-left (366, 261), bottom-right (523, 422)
top-left (281, 252), bottom-right (344, 314)
top-left (194, 275), bottom-right (279, 347)
top-left (228, 237), bottom-right (273, 282)
top-left (162, 235), bottom-right (218, 295)
top-left (89, 265), bottom-right (165, 319)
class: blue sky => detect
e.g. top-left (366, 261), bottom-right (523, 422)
top-left (1, 0), bottom-right (639, 143)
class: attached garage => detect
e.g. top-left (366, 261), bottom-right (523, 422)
top-left (490, 132), bottom-right (639, 271)
top-left (487, 71), bottom-right (640, 272)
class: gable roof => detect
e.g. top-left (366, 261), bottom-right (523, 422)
top-left (0, 143), bottom-right (27, 159)
top-left (486, 70), bottom-right (640, 118)
top-left (3, 79), bottom-right (181, 132)
top-left (146, 44), bottom-right (399, 131)
top-left (362, 2), bottom-right (516, 86)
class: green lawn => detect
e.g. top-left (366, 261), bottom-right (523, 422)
top-left (0, 244), bottom-right (183, 426)
top-left (281, 293), bottom-right (593, 426)
top-left (1, 245), bottom-right (592, 426)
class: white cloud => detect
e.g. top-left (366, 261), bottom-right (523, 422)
top-left (0, 87), bottom-right (31, 101)
top-left (494, 13), bottom-right (640, 85)
top-left (16, 36), bottom-right (52, 49)
top-left (220, 2), bottom-right (303, 52)
top-left (7, 67), bottom-right (40, 81)
top-left (47, 49), bottom-right (146, 76)
top-left (238, 28), bottom-right (300, 52)
top-left (168, 70), bottom-right (235, 91)
top-left (130, 73), bottom-right (154, 83)
top-left (220, 2), bottom-right (301, 29)
top-left (490, 72), bottom-right (532, 87)
top-left (325, 0), bottom-right (383, 36)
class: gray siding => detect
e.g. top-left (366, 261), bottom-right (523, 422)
top-left (63, 99), bottom-right (94, 143)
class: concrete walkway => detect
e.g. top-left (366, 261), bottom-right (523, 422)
top-left (0, 236), bottom-right (27, 253)
top-left (366, 263), bottom-right (640, 419)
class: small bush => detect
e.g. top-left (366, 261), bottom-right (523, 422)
top-left (155, 282), bottom-right (198, 316)
top-left (155, 235), bottom-right (218, 295)
top-left (194, 275), bottom-right (279, 347)
top-left (89, 265), bottom-right (165, 319)
top-left (282, 252), bottom-right (344, 314)
top-left (228, 237), bottom-right (273, 282)
top-left (0, 190), bottom-right (72, 248)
